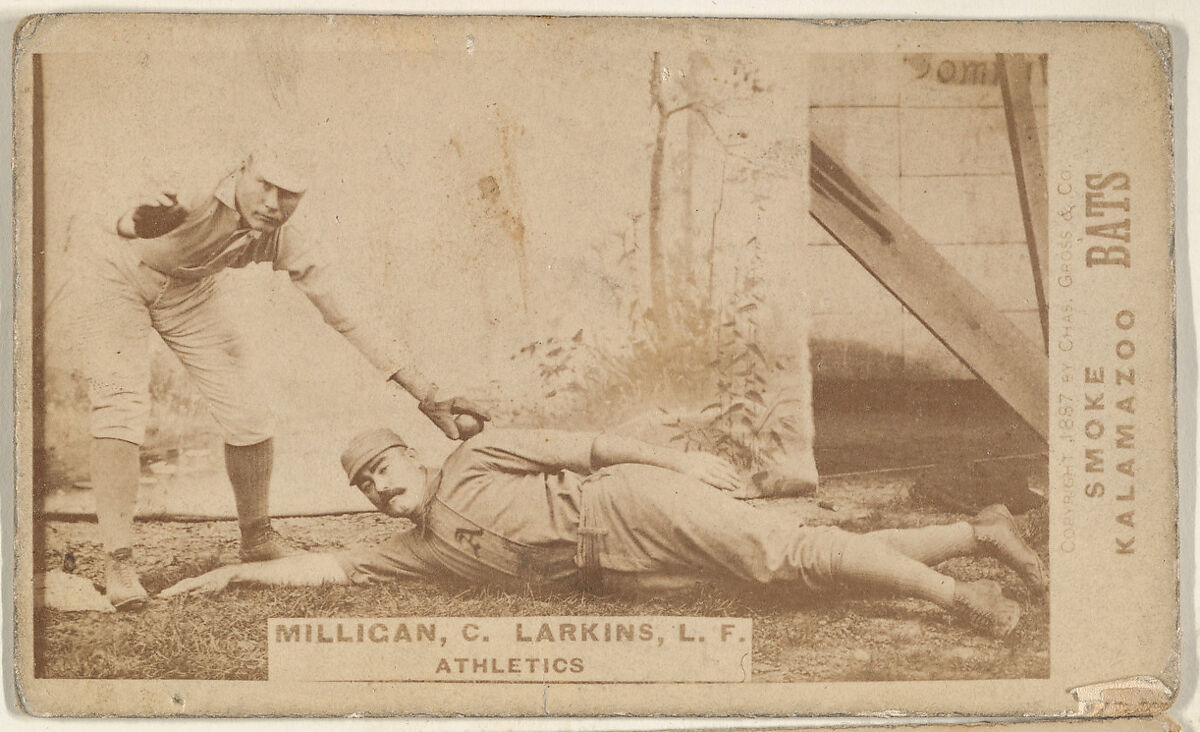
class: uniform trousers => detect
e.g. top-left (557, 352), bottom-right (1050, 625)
top-left (76, 240), bottom-right (273, 447)
top-left (579, 465), bottom-right (852, 595)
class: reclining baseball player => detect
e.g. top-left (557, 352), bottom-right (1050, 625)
top-left (162, 426), bottom-right (1047, 637)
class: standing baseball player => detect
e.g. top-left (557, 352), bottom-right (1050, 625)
top-left (76, 141), bottom-right (490, 610)
top-left (164, 426), bottom-right (1047, 637)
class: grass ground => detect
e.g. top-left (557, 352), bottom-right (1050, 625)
top-left (36, 478), bottom-right (1049, 682)
top-left (35, 378), bottom-right (1048, 681)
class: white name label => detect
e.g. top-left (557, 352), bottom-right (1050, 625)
top-left (268, 616), bottom-right (751, 682)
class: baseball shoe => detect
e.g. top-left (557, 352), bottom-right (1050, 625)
top-left (239, 523), bottom-right (303, 563)
top-left (971, 504), bottom-right (1049, 595)
top-left (952, 579), bottom-right (1021, 637)
top-left (105, 548), bottom-right (149, 611)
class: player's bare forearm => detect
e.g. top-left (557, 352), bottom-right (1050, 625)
top-left (590, 434), bottom-right (743, 493)
top-left (590, 434), bottom-right (686, 473)
top-left (160, 553), bottom-right (350, 597)
top-left (233, 554), bottom-right (349, 586)
top-left (388, 368), bottom-right (435, 402)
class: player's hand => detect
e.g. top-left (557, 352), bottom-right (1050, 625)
top-left (671, 451), bottom-right (743, 493)
top-left (418, 389), bottom-right (492, 440)
top-left (159, 566), bottom-right (236, 598)
top-left (130, 190), bottom-right (188, 238)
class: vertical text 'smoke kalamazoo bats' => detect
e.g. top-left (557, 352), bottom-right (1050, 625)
top-left (1077, 170), bottom-right (1139, 557)
top-left (165, 427), bottom-right (1048, 638)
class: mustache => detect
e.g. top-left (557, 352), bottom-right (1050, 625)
top-left (376, 488), bottom-right (409, 505)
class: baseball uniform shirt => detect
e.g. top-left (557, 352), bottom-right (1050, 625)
top-left (333, 429), bottom-right (855, 596)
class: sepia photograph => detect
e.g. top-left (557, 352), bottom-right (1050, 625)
top-left (11, 15), bottom-right (1176, 718)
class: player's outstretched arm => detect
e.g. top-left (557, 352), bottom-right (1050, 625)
top-left (159, 554), bottom-right (351, 598)
top-left (590, 434), bottom-right (743, 493)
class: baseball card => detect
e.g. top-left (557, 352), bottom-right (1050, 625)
top-left (9, 14), bottom-right (1180, 721)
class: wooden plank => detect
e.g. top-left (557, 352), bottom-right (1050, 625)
top-left (810, 135), bottom-right (1049, 441)
top-left (997, 53), bottom-right (1051, 352)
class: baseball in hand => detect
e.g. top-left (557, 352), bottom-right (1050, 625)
top-left (454, 414), bottom-right (485, 439)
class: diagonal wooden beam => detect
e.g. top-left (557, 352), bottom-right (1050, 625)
top-left (997, 53), bottom-right (1051, 353)
top-left (810, 135), bottom-right (1049, 441)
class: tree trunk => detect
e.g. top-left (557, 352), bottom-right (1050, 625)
top-left (678, 69), bottom-right (698, 290)
top-left (647, 52), bottom-right (669, 332)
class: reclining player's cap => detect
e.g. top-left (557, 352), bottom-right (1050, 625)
top-left (247, 137), bottom-right (314, 194)
top-left (341, 428), bottom-right (408, 485)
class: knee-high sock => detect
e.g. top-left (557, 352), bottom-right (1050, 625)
top-left (833, 533), bottom-right (956, 608)
top-left (225, 438), bottom-right (274, 534)
top-left (91, 437), bottom-right (141, 553)
top-left (866, 522), bottom-right (976, 566)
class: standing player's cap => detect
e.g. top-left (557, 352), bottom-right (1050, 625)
top-left (341, 428), bottom-right (408, 485)
top-left (247, 137), bottom-right (314, 194)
